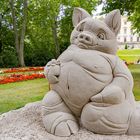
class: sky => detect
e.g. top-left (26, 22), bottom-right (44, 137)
top-left (93, 2), bottom-right (104, 16)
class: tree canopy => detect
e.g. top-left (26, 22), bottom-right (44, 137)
top-left (0, 0), bottom-right (98, 67)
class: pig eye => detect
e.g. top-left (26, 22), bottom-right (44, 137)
top-left (97, 33), bottom-right (105, 40)
top-left (77, 27), bottom-right (83, 32)
top-left (76, 22), bottom-right (85, 32)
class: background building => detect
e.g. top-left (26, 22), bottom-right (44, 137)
top-left (117, 16), bottom-right (140, 49)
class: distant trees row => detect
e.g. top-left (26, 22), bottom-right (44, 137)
top-left (0, 0), bottom-right (97, 67)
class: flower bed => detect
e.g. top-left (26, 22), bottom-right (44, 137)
top-left (0, 73), bottom-right (45, 84)
top-left (2, 67), bottom-right (44, 73)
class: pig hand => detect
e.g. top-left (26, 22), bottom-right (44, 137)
top-left (90, 85), bottom-right (125, 106)
top-left (44, 59), bottom-right (61, 84)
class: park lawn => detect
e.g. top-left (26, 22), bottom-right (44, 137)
top-left (118, 55), bottom-right (139, 63)
top-left (117, 49), bottom-right (140, 55)
top-left (128, 65), bottom-right (140, 100)
top-left (0, 78), bottom-right (48, 114)
top-left (117, 49), bottom-right (140, 63)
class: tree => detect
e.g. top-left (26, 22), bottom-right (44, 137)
top-left (10, 0), bottom-right (27, 66)
top-left (0, 0), bottom-right (19, 68)
top-left (129, 0), bottom-right (140, 34)
top-left (101, 0), bottom-right (140, 35)
top-left (27, 0), bottom-right (98, 59)
top-left (0, 14), bottom-right (2, 53)
top-left (0, 0), bottom-right (13, 53)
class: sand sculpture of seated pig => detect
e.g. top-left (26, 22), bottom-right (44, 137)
top-left (42, 8), bottom-right (140, 137)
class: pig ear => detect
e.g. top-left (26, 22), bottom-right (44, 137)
top-left (72, 7), bottom-right (91, 27)
top-left (104, 9), bottom-right (121, 35)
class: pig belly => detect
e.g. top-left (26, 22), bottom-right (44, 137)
top-left (52, 61), bottom-right (113, 116)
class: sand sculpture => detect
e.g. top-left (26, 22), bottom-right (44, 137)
top-left (42, 8), bottom-right (140, 137)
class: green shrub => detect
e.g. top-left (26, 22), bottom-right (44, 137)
top-left (24, 45), bottom-right (55, 66)
top-left (0, 47), bottom-right (19, 68)
top-left (125, 44), bottom-right (128, 49)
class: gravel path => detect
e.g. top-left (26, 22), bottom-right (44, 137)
top-left (0, 101), bottom-right (140, 140)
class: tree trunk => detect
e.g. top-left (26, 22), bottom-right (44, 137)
top-left (10, 0), bottom-right (27, 67)
top-left (19, 0), bottom-right (27, 67)
top-left (0, 14), bottom-right (2, 52)
top-left (10, 0), bottom-right (20, 55)
top-left (51, 17), bottom-right (60, 57)
top-left (19, 46), bottom-right (25, 66)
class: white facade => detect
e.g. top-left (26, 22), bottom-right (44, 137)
top-left (117, 16), bottom-right (140, 49)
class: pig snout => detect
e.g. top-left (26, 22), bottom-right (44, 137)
top-left (78, 32), bottom-right (97, 46)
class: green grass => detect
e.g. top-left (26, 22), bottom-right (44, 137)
top-left (0, 78), bottom-right (48, 114)
top-left (117, 49), bottom-right (140, 63)
top-left (117, 49), bottom-right (140, 55)
top-left (118, 55), bottom-right (140, 63)
top-left (128, 65), bottom-right (140, 100)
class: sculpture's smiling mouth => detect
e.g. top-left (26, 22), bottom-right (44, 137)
top-left (78, 43), bottom-right (89, 49)
top-left (78, 42), bottom-right (98, 50)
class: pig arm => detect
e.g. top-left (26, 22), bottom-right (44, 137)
top-left (91, 57), bottom-right (134, 105)
top-left (44, 45), bottom-right (75, 83)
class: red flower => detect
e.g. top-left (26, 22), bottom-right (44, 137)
top-left (0, 72), bottom-right (45, 84)
top-left (3, 67), bottom-right (44, 73)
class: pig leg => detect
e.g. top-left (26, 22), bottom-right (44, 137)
top-left (127, 102), bottom-right (140, 135)
top-left (42, 90), bottom-right (79, 137)
top-left (81, 101), bottom-right (132, 134)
